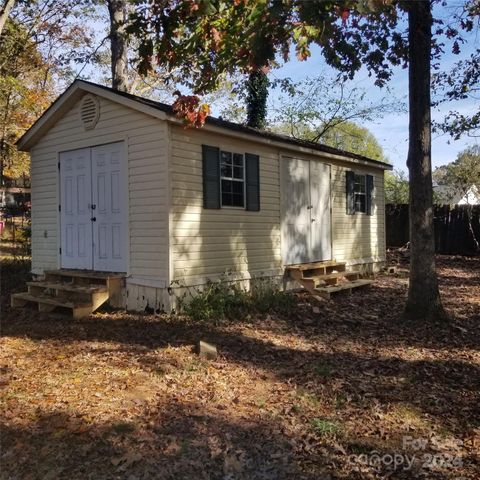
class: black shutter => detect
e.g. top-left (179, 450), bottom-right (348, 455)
top-left (202, 145), bottom-right (220, 209)
top-left (366, 174), bottom-right (374, 215)
top-left (346, 170), bottom-right (355, 215)
top-left (245, 153), bottom-right (260, 211)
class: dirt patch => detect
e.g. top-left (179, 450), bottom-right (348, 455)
top-left (1, 255), bottom-right (479, 479)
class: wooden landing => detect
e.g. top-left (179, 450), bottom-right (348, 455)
top-left (286, 260), bottom-right (372, 299)
top-left (11, 269), bottom-right (125, 319)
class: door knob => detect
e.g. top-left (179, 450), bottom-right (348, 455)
top-left (91, 217), bottom-right (96, 222)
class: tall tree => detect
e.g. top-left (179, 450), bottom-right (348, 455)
top-left (0, 20), bottom-right (55, 184)
top-left (107, 0), bottom-right (128, 91)
top-left (129, 0), bottom-right (476, 321)
top-left (0, 0), bottom-right (97, 185)
top-left (404, 1), bottom-right (443, 320)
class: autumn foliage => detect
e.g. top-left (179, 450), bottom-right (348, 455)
top-left (172, 91), bottom-right (210, 128)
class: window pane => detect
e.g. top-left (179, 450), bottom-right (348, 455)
top-left (355, 194), bottom-right (366, 213)
top-left (232, 181), bottom-right (243, 194)
top-left (232, 193), bottom-right (244, 207)
top-left (221, 167), bottom-right (245, 208)
top-left (221, 152), bottom-right (232, 178)
top-left (222, 192), bottom-right (232, 206)
top-left (233, 153), bottom-right (244, 167)
top-left (221, 151), bottom-right (232, 165)
top-left (221, 163), bottom-right (232, 178)
top-left (233, 166), bottom-right (244, 179)
top-left (354, 174), bottom-right (366, 193)
top-left (221, 179), bottom-right (232, 193)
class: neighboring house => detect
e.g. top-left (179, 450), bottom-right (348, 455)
top-left (0, 175), bottom-right (31, 213)
top-left (14, 80), bottom-right (391, 313)
top-left (433, 184), bottom-right (480, 205)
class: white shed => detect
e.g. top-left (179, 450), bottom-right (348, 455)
top-left (12, 80), bottom-right (392, 317)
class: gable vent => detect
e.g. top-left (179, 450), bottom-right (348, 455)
top-left (80, 94), bottom-right (100, 130)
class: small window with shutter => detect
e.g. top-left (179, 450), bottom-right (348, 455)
top-left (346, 171), bottom-right (374, 215)
top-left (202, 145), bottom-right (260, 211)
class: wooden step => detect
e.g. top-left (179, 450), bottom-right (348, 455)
top-left (300, 271), bottom-right (361, 289)
top-left (27, 281), bottom-right (107, 295)
top-left (26, 281), bottom-right (109, 310)
top-left (11, 270), bottom-right (125, 319)
top-left (286, 261), bottom-right (346, 272)
top-left (44, 269), bottom-right (125, 279)
top-left (44, 269), bottom-right (123, 287)
top-left (11, 292), bottom-right (93, 320)
top-left (287, 261), bottom-right (347, 281)
top-left (314, 279), bottom-right (373, 299)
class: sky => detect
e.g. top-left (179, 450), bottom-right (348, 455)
top-left (267, 52), bottom-right (470, 172)
top-left (263, 32), bottom-right (478, 172)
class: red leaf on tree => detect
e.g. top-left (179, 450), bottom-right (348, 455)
top-left (172, 93), bottom-right (210, 128)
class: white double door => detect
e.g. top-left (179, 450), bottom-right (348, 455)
top-left (60, 142), bottom-right (127, 272)
top-left (282, 156), bottom-right (332, 265)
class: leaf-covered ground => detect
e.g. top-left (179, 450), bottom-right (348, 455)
top-left (1, 255), bottom-right (479, 479)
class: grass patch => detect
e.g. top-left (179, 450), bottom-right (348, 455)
top-left (310, 418), bottom-right (340, 435)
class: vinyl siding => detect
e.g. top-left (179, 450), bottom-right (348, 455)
top-left (170, 126), bottom-right (282, 284)
top-left (330, 163), bottom-right (386, 263)
top-left (30, 94), bottom-right (169, 281)
top-left (169, 125), bottom-right (386, 285)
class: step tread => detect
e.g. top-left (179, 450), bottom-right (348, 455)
top-left (27, 281), bottom-right (107, 294)
top-left (286, 261), bottom-right (346, 271)
top-left (315, 279), bottom-right (373, 294)
top-left (302, 271), bottom-right (360, 281)
top-left (44, 269), bottom-right (125, 280)
top-left (11, 292), bottom-right (92, 309)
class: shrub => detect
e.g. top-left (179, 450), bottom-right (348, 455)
top-left (180, 276), bottom-right (294, 323)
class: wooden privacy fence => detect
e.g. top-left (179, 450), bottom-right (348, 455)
top-left (386, 204), bottom-right (480, 255)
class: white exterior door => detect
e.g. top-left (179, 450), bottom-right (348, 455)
top-left (59, 142), bottom-right (127, 272)
top-left (310, 161), bottom-right (332, 261)
top-left (281, 157), bottom-right (311, 264)
top-left (60, 148), bottom-right (93, 269)
top-left (281, 156), bottom-right (331, 265)
top-left (91, 143), bottom-right (127, 272)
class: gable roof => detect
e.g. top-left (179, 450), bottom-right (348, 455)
top-left (17, 79), bottom-right (392, 170)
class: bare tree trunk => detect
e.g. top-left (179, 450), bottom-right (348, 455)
top-left (0, 0), bottom-right (15, 37)
top-left (404, 1), bottom-right (447, 322)
top-left (107, 0), bottom-right (128, 92)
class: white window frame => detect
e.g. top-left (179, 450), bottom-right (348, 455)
top-left (220, 151), bottom-right (246, 209)
top-left (354, 173), bottom-right (367, 214)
